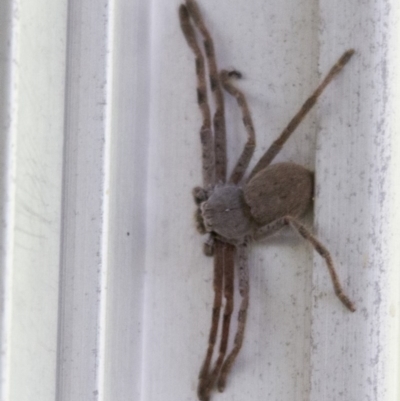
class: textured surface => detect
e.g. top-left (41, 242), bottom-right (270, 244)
top-left (0, 0), bottom-right (400, 400)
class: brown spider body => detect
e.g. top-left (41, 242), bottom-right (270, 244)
top-left (244, 162), bottom-right (313, 227)
top-left (198, 162), bottom-right (313, 242)
top-left (179, 1), bottom-right (355, 400)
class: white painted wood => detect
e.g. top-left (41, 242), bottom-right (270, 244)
top-left (0, 0), bottom-right (399, 401)
top-left (311, 1), bottom-right (400, 400)
top-left (0, 1), bottom-right (68, 401)
top-left (0, 2), bottom-right (15, 400)
top-left (56, 0), bottom-right (112, 400)
top-left (101, 1), bottom-right (149, 400)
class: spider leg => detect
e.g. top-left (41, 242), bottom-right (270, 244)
top-left (203, 234), bottom-right (215, 256)
top-left (199, 243), bottom-right (235, 400)
top-left (179, 5), bottom-right (214, 187)
top-left (217, 241), bottom-right (250, 392)
top-left (219, 70), bottom-right (256, 184)
top-left (248, 49), bottom-right (355, 180)
top-left (255, 216), bottom-right (356, 312)
top-left (197, 240), bottom-right (224, 399)
top-left (186, 0), bottom-right (227, 183)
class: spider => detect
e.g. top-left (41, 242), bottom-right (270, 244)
top-left (179, 1), bottom-right (355, 400)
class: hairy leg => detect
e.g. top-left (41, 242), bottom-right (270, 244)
top-left (198, 243), bottom-right (235, 400)
top-left (248, 49), bottom-right (355, 180)
top-left (255, 216), bottom-right (356, 312)
top-left (197, 240), bottom-right (224, 400)
top-left (186, 0), bottom-right (227, 182)
top-left (220, 70), bottom-right (256, 184)
top-left (179, 4), bottom-right (214, 186)
top-left (217, 241), bottom-right (250, 391)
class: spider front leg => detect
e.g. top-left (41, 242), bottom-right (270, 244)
top-left (217, 241), bottom-right (250, 392)
top-left (185, 0), bottom-right (228, 182)
top-left (248, 49), bottom-right (355, 180)
top-left (198, 241), bottom-right (236, 401)
top-left (179, 4), bottom-right (214, 187)
top-left (198, 241), bottom-right (225, 388)
top-left (198, 243), bottom-right (235, 401)
top-left (219, 70), bottom-right (256, 184)
top-left (255, 216), bottom-right (356, 312)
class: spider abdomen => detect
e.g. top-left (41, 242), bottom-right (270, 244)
top-left (244, 162), bottom-right (313, 226)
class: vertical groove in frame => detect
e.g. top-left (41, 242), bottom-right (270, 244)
top-left (97, 0), bottom-right (115, 397)
top-left (56, 0), bottom-right (113, 399)
top-left (0, 1), bottom-right (19, 400)
top-left (139, 0), bottom-right (154, 396)
top-left (55, 0), bottom-right (73, 396)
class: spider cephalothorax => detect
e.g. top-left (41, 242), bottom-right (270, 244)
top-left (200, 184), bottom-right (254, 241)
top-left (179, 1), bottom-right (355, 400)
